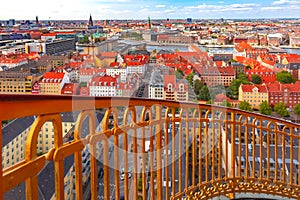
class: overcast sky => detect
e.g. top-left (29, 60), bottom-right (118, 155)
top-left (1, 0), bottom-right (300, 20)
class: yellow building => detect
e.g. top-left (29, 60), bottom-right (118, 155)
top-left (239, 84), bottom-right (268, 109)
top-left (39, 72), bottom-right (70, 94)
top-left (0, 72), bottom-right (33, 94)
top-left (2, 113), bottom-right (75, 169)
top-left (94, 52), bottom-right (117, 68)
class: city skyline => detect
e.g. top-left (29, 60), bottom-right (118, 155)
top-left (1, 0), bottom-right (300, 21)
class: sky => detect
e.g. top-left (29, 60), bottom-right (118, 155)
top-left (1, 0), bottom-right (300, 20)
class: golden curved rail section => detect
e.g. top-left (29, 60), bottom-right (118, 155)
top-left (1, 95), bottom-right (300, 200)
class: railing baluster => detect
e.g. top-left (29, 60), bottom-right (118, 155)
top-left (225, 113), bottom-right (229, 179)
top-left (179, 110), bottom-right (183, 194)
top-left (198, 116), bottom-right (202, 185)
top-left (218, 115), bottom-right (222, 180)
top-left (149, 120), bottom-right (154, 200)
top-left (238, 116), bottom-right (241, 178)
top-left (231, 112), bottom-right (236, 197)
top-left (141, 121), bottom-right (146, 200)
top-left (0, 121), bottom-right (2, 200)
top-left (252, 120), bottom-right (256, 178)
top-left (275, 125), bottom-right (278, 181)
top-left (164, 109), bottom-right (169, 200)
top-left (205, 114), bottom-right (209, 183)
top-left (114, 130), bottom-right (120, 200)
top-left (290, 127), bottom-right (293, 185)
top-left (185, 109), bottom-right (189, 189)
top-left (259, 119), bottom-right (263, 180)
top-left (212, 112), bottom-right (215, 182)
top-left (124, 127), bottom-right (129, 200)
top-left (88, 112), bottom-right (97, 200)
top-left (1, 96), bottom-right (300, 200)
top-left (282, 131), bottom-right (286, 183)
top-left (245, 117), bottom-right (249, 179)
top-left (171, 108), bottom-right (176, 197)
top-left (103, 138), bottom-right (110, 200)
top-left (298, 133), bottom-right (300, 185)
top-left (267, 123), bottom-right (271, 181)
top-left (155, 105), bottom-right (162, 200)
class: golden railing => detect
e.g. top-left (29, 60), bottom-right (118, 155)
top-left (1, 94), bottom-right (300, 200)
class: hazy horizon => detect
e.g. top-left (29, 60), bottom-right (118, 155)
top-left (1, 0), bottom-right (300, 21)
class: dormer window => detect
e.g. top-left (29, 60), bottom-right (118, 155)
top-left (179, 84), bottom-right (184, 92)
top-left (168, 83), bottom-right (173, 92)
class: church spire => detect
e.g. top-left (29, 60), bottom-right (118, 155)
top-left (148, 16), bottom-right (151, 29)
top-left (88, 14), bottom-right (93, 27)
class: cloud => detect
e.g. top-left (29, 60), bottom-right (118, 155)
top-left (184, 3), bottom-right (260, 12)
top-left (155, 4), bottom-right (166, 8)
top-left (261, 6), bottom-right (283, 10)
top-left (272, 0), bottom-right (290, 5)
top-left (272, 0), bottom-right (300, 5)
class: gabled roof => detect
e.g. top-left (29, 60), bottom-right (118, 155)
top-left (235, 41), bottom-right (253, 52)
top-left (241, 84), bottom-right (268, 93)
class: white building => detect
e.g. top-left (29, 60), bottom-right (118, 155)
top-left (127, 63), bottom-right (147, 75)
top-left (148, 71), bottom-right (164, 99)
top-left (89, 75), bottom-right (117, 97)
top-left (106, 66), bottom-right (127, 83)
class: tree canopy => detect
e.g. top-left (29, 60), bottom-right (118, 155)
top-left (274, 102), bottom-right (290, 117)
top-left (221, 100), bottom-right (232, 108)
top-left (194, 79), bottom-right (203, 96)
top-left (294, 103), bottom-right (300, 116)
top-left (185, 72), bottom-right (195, 87)
top-left (259, 101), bottom-right (272, 116)
top-left (229, 76), bottom-right (249, 98)
top-left (276, 71), bottom-right (295, 84)
top-left (238, 100), bottom-right (252, 111)
top-left (175, 69), bottom-right (184, 80)
top-left (198, 85), bottom-right (211, 101)
top-left (251, 74), bottom-right (262, 84)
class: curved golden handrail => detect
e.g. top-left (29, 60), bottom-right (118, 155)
top-left (1, 94), bottom-right (300, 200)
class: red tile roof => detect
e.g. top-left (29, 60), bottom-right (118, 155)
top-left (241, 84), bottom-right (268, 93)
top-left (90, 75), bottom-right (117, 86)
top-left (61, 83), bottom-right (79, 95)
top-left (99, 52), bottom-right (117, 58)
top-left (42, 72), bottom-right (65, 83)
top-left (235, 42), bottom-right (253, 52)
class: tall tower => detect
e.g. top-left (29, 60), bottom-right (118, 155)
top-left (148, 16), bottom-right (151, 29)
top-left (36, 16), bottom-right (39, 27)
top-left (88, 14), bottom-right (93, 27)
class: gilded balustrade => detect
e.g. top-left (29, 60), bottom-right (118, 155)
top-left (0, 95), bottom-right (300, 200)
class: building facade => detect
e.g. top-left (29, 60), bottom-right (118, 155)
top-left (39, 72), bottom-right (70, 94)
top-left (89, 75), bottom-right (117, 96)
top-left (239, 84), bottom-right (268, 109)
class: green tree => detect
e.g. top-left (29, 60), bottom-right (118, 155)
top-left (238, 100), bottom-right (252, 111)
top-left (198, 85), bottom-right (211, 101)
top-left (185, 72), bottom-right (195, 87)
top-left (79, 35), bottom-right (90, 44)
top-left (221, 100), bottom-right (232, 107)
top-left (175, 69), bottom-right (184, 79)
top-left (251, 74), bottom-right (262, 84)
top-left (274, 102), bottom-right (290, 117)
top-left (194, 79), bottom-right (203, 95)
top-left (237, 73), bottom-right (248, 82)
top-left (229, 73), bottom-right (250, 98)
top-left (294, 103), bottom-right (300, 116)
top-left (206, 99), bottom-right (214, 104)
top-left (276, 71), bottom-right (295, 84)
top-left (259, 101), bottom-right (272, 116)
top-left (79, 82), bottom-right (87, 88)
